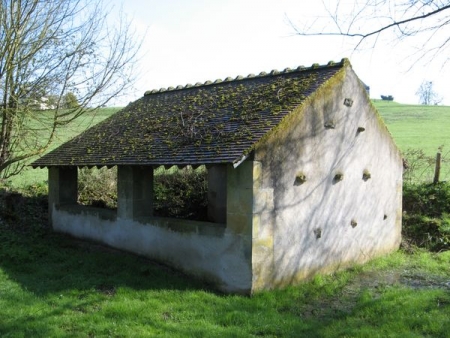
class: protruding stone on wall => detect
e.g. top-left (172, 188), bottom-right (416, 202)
top-left (344, 98), bottom-right (354, 107)
top-left (351, 219), bottom-right (358, 228)
top-left (294, 172), bottom-right (307, 185)
top-left (314, 228), bottom-right (322, 239)
top-left (363, 170), bottom-right (371, 181)
top-left (334, 172), bottom-right (344, 182)
top-left (324, 120), bottom-right (336, 129)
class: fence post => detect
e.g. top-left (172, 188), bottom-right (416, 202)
top-left (433, 152), bottom-right (441, 184)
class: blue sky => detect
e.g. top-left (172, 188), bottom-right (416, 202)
top-left (111, 0), bottom-right (449, 106)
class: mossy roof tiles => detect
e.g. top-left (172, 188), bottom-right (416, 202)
top-left (32, 59), bottom-right (348, 168)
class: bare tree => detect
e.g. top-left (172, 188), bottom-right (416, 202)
top-left (289, 1), bottom-right (450, 68)
top-left (416, 80), bottom-right (442, 105)
top-left (0, 0), bottom-right (141, 178)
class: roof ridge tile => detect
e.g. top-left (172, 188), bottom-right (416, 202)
top-left (143, 59), bottom-right (347, 97)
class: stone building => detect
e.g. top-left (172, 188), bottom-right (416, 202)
top-left (32, 59), bottom-right (403, 294)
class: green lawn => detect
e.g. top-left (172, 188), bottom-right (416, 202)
top-left (374, 100), bottom-right (450, 181)
top-left (10, 107), bottom-right (121, 188)
top-left (373, 100), bottom-right (450, 154)
top-left (0, 192), bottom-right (449, 337)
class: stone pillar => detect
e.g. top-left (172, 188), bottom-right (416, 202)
top-left (251, 161), bottom-right (275, 292)
top-left (226, 161), bottom-right (253, 293)
top-left (207, 164), bottom-right (227, 223)
top-left (226, 160), bottom-right (275, 293)
top-left (117, 166), bottom-right (153, 220)
top-left (48, 166), bottom-right (78, 224)
top-left (226, 161), bottom-right (253, 236)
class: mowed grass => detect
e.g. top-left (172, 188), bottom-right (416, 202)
top-left (373, 100), bottom-right (450, 153)
top-left (374, 100), bottom-right (450, 181)
top-left (11, 107), bottom-right (121, 187)
top-left (0, 194), bottom-right (449, 337)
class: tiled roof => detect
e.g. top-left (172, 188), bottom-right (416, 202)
top-left (32, 59), bottom-right (348, 168)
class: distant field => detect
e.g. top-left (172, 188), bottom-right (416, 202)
top-left (7, 101), bottom-right (450, 187)
top-left (373, 100), bottom-right (450, 181)
top-left (373, 100), bottom-right (450, 154)
top-left (10, 107), bottom-right (122, 188)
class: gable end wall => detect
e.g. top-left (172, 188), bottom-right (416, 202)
top-left (253, 65), bottom-right (403, 289)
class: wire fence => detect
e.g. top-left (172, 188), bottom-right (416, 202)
top-left (403, 147), bottom-right (449, 184)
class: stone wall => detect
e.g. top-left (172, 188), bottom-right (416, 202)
top-left (253, 65), bottom-right (403, 287)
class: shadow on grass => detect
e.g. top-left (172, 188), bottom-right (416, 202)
top-left (1, 191), bottom-right (449, 337)
top-left (0, 192), bottom-right (216, 297)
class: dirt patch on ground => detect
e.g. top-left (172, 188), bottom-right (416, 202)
top-left (301, 269), bottom-right (450, 319)
top-left (350, 269), bottom-right (450, 290)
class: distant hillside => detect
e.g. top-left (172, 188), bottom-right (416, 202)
top-left (374, 100), bottom-right (450, 182)
top-left (373, 100), bottom-right (450, 155)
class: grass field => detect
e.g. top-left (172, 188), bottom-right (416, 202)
top-left (373, 100), bottom-right (450, 181)
top-left (373, 100), bottom-right (450, 153)
top-left (7, 100), bottom-right (450, 188)
top-left (0, 191), bottom-right (449, 337)
top-left (9, 107), bottom-right (122, 188)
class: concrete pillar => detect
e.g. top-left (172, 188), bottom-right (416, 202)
top-left (226, 161), bottom-right (253, 237)
top-left (250, 161), bottom-right (275, 292)
top-left (207, 164), bottom-right (227, 223)
top-left (226, 160), bottom-right (275, 293)
top-left (226, 161), bottom-right (253, 293)
top-left (48, 166), bottom-right (78, 223)
top-left (117, 166), bottom-right (153, 219)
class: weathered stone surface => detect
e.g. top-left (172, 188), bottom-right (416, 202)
top-left (254, 67), bottom-right (402, 288)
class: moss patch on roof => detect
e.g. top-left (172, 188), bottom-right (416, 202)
top-left (32, 60), bottom-right (348, 168)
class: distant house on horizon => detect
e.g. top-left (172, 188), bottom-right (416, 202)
top-left (32, 58), bottom-right (403, 294)
top-left (29, 96), bottom-right (56, 111)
